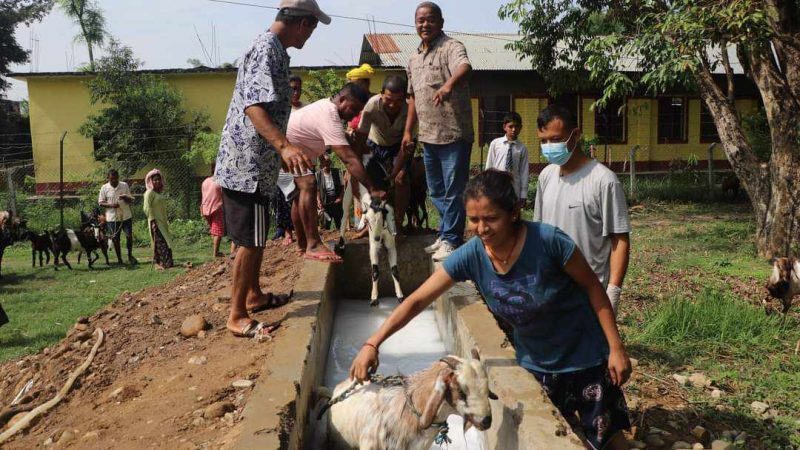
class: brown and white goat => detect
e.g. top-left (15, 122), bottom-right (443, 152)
top-left (314, 350), bottom-right (496, 450)
top-left (766, 257), bottom-right (800, 313)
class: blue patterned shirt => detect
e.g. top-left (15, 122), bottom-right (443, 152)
top-left (215, 31), bottom-right (291, 197)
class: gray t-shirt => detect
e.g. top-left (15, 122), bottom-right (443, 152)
top-left (533, 159), bottom-right (631, 286)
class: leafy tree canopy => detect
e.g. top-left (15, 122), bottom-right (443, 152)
top-left (80, 40), bottom-right (208, 176)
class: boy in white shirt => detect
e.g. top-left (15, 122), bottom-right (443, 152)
top-left (485, 112), bottom-right (529, 207)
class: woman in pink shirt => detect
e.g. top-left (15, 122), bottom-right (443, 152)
top-left (201, 164), bottom-right (235, 258)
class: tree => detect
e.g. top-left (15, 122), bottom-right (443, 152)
top-left (80, 40), bottom-right (208, 176)
top-left (0, 0), bottom-right (52, 93)
top-left (57, 0), bottom-right (107, 71)
top-left (304, 69), bottom-right (346, 102)
top-left (500, 0), bottom-right (800, 257)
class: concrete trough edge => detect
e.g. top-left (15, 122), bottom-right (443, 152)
top-left (434, 278), bottom-right (586, 449)
top-left (236, 238), bottom-right (586, 450)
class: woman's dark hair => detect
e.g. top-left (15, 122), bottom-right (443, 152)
top-left (289, 74), bottom-right (302, 84)
top-left (464, 169), bottom-right (519, 216)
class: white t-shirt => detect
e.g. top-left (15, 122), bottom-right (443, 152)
top-left (98, 181), bottom-right (133, 222)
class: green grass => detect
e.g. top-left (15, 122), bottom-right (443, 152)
top-left (0, 239), bottom-right (216, 362)
top-left (622, 202), bottom-right (800, 448)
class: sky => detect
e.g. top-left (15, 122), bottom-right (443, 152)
top-left (5, 0), bottom-right (520, 101)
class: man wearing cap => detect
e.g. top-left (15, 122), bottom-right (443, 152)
top-left (215, 0), bottom-right (330, 339)
top-left (402, 1), bottom-right (474, 262)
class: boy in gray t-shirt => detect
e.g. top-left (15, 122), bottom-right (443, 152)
top-left (533, 105), bottom-right (631, 313)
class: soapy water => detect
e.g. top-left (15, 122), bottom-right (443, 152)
top-left (322, 298), bottom-right (487, 450)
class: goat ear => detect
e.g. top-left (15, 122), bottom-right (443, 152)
top-left (470, 348), bottom-right (481, 361)
top-left (419, 370), bottom-right (453, 430)
top-left (440, 356), bottom-right (461, 370)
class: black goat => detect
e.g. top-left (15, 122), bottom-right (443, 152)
top-left (20, 230), bottom-right (52, 267)
top-left (51, 213), bottom-right (109, 270)
top-left (0, 211), bottom-right (25, 279)
top-left (406, 156), bottom-right (429, 231)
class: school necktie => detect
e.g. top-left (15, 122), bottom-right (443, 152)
top-left (505, 141), bottom-right (514, 172)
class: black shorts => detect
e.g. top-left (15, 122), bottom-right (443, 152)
top-left (529, 363), bottom-right (631, 450)
top-left (221, 188), bottom-right (270, 248)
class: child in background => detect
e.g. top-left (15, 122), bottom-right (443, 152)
top-left (201, 164), bottom-right (236, 257)
top-left (485, 112), bottom-right (529, 207)
top-left (143, 169), bottom-right (173, 270)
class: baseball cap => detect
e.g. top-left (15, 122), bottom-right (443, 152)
top-left (279, 0), bottom-right (331, 25)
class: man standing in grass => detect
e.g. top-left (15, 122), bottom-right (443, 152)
top-left (534, 105), bottom-right (631, 314)
top-left (402, 1), bottom-right (474, 262)
top-left (214, 0), bottom-right (329, 339)
top-left (98, 169), bottom-right (137, 266)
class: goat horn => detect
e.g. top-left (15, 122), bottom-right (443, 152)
top-left (439, 357), bottom-right (461, 370)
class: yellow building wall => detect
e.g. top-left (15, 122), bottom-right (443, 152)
top-left (26, 76), bottom-right (102, 184)
top-left (580, 96), bottom-right (759, 168)
top-left (23, 68), bottom-right (761, 184)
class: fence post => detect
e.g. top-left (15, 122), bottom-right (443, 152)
top-left (629, 145), bottom-right (640, 201)
top-left (707, 143), bottom-right (717, 200)
top-left (5, 161), bottom-right (17, 218)
top-left (59, 131), bottom-right (67, 230)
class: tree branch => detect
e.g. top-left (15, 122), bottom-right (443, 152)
top-left (719, 42), bottom-right (736, 104)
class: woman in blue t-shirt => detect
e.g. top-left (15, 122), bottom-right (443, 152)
top-left (350, 169), bottom-right (632, 450)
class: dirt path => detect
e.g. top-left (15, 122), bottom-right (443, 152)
top-left (0, 239), bottom-right (304, 449)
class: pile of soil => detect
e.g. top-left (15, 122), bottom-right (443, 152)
top-left (0, 238), bottom-right (304, 449)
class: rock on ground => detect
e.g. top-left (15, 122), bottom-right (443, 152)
top-left (180, 315), bottom-right (209, 338)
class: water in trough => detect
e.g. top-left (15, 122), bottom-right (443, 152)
top-left (323, 298), bottom-right (488, 450)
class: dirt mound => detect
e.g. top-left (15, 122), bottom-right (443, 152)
top-left (0, 239), bottom-right (304, 449)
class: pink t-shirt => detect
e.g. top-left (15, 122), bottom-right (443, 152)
top-left (286, 99), bottom-right (349, 160)
top-left (201, 176), bottom-right (223, 217)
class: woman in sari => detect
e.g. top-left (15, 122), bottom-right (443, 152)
top-left (143, 169), bottom-right (174, 270)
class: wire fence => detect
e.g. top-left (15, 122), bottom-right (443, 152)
top-left (0, 155), bottom-right (206, 244)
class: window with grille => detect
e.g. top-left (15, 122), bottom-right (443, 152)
top-left (657, 97), bottom-right (688, 143)
top-left (479, 95), bottom-right (513, 147)
top-left (594, 98), bottom-right (627, 144)
top-left (699, 101), bottom-right (720, 143)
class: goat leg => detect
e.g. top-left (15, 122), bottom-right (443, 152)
top-left (370, 264), bottom-right (380, 307)
top-left (31, 250), bottom-right (35, 268)
top-left (386, 232), bottom-right (404, 302)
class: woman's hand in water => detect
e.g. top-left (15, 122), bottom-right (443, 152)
top-left (349, 343), bottom-right (379, 382)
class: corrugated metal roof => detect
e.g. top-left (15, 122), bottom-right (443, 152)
top-left (362, 33), bottom-right (531, 71)
top-left (360, 33), bottom-right (744, 75)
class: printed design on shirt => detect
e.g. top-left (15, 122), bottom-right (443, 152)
top-left (488, 273), bottom-right (547, 327)
top-left (593, 412), bottom-right (610, 442)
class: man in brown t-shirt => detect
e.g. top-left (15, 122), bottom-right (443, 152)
top-left (402, 1), bottom-right (474, 261)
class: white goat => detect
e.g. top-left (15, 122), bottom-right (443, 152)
top-left (362, 193), bottom-right (404, 307)
top-left (314, 350), bottom-right (496, 450)
top-left (766, 257), bottom-right (800, 313)
top-left (336, 153), bottom-right (404, 306)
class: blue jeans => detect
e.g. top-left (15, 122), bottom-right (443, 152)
top-left (423, 140), bottom-right (471, 246)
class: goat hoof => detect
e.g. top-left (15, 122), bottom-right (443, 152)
top-left (369, 299), bottom-right (379, 308)
top-left (397, 297), bottom-right (405, 304)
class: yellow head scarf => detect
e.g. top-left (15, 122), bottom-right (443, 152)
top-left (346, 63), bottom-right (375, 81)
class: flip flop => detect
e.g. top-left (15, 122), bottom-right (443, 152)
top-left (230, 320), bottom-right (280, 341)
top-left (304, 249), bottom-right (343, 264)
top-left (248, 290), bottom-right (294, 314)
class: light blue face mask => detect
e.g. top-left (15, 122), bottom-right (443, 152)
top-left (540, 129), bottom-right (577, 166)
